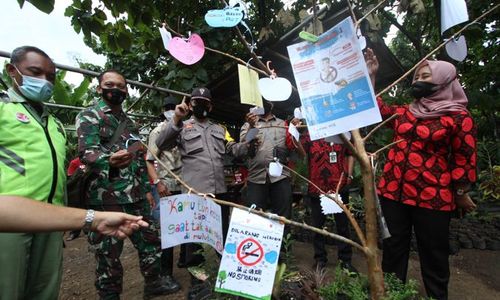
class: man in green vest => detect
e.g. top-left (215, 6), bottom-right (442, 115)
top-left (0, 46), bottom-right (67, 299)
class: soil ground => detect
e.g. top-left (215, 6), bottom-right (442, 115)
top-left (60, 235), bottom-right (500, 300)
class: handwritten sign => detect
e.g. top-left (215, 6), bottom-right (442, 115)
top-left (215, 208), bottom-right (284, 300)
top-left (160, 194), bottom-right (223, 254)
top-left (287, 17), bottom-right (381, 140)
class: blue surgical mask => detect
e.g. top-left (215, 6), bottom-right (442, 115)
top-left (13, 66), bottom-right (53, 102)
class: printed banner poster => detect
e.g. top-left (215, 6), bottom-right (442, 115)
top-left (287, 17), bottom-right (382, 140)
top-left (160, 194), bottom-right (223, 254)
top-left (215, 208), bottom-right (284, 300)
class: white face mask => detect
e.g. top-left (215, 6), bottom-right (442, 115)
top-left (164, 110), bottom-right (175, 120)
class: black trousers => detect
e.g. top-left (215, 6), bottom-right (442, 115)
top-left (309, 189), bottom-right (352, 263)
top-left (381, 198), bottom-right (452, 300)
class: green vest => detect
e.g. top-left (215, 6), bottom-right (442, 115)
top-left (0, 100), bottom-right (66, 205)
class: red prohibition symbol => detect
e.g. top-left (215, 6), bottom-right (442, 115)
top-left (236, 237), bottom-right (264, 266)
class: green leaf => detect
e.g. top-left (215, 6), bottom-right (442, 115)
top-left (195, 68), bottom-right (209, 82)
top-left (70, 77), bottom-right (91, 106)
top-left (26, 0), bottom-right (55, 14)
top-left (53, 79), bottom-right (70, 105)
top-left (117, 32), bottom-right (132, 51)
top-left (177, 68), bottom-right (193, 79)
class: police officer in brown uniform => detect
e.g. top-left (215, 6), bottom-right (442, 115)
top-left (155, 87), bottom-right (248, 298)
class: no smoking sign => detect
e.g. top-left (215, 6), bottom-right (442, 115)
top-left (236, 238), bottom-right (264, 266)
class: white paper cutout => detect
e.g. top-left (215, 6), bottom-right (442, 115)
top-left (159, 26), bottom-right (172, 51)
top-left (258, 77), bottom-right (293, 101)
top-left (324, 131), bottom-right (351, 144)
top-left (445, 35), bottom-right (467, 62)
top-left (269, 162), bottom-right (283, 177)
top-left (356, 28), bottom-right (367, 50)
top-left (441, 0), bottom-right (469, 34)
top-left (320, 194), bottom-right (344, 214)
top-left (205, 8), bottom-right (243, 28)
top-left (294, 107), bottom-right (303, 119)
top-left (288, 123), bottom-right (300, 142)
top-left (168, 34), bottom-right (205, 65)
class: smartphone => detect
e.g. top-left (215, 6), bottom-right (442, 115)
top-left (250, 106), bottom-right (264, 115)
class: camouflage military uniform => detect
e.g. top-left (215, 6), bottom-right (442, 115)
top-left (76, 99), bottom-right (162, 299)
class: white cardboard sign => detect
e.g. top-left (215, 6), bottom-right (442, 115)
top-left (215, 208), bottom-right (284, 300)
top-left (160, 194), bottom-right (223, 254)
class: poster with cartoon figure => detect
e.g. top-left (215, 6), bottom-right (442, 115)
top-left (287, 17), bottom-right (382, 140)
top-left (160, 194), bottom-right (223, 254)
top-left (215, 208), bottom-right (284, 300)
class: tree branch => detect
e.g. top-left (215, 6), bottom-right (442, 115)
top-left (376, 3), bottom-right (500, 97)
top-left (141, 141), bottom-right (365, 252)
top-left (363, 113), bottom-right (398, 142)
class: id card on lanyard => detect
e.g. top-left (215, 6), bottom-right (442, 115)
top-left (329, 151), bottom-right (337, 163)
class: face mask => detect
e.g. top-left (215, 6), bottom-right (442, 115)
top-left (263, 101), bottom-right (273, 115)
top-left (163, 110), bottom-right (175, 120)
top-left (102, 88), bottom-right (127, 105)
top-left (410, 81), bottom-right (439, 99)
top-left (192, 104), bottom-right (209, 119)
top-left (13, 66), bottom-right (53, 102)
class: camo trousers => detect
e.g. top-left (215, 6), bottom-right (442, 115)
top-left (88, 202), bottom-right (162, 298)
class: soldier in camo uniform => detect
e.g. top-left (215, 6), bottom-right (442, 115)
top-left (76, 69), bottom-right (172, 300)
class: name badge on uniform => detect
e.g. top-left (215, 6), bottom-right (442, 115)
top-left (329, 151), bottom-right (337, 163)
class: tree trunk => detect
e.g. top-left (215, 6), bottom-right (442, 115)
top-left (352, 130), bottom-right (385, 299)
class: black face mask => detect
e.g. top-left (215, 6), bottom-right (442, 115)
top-left (410, 81), bottom-right (439, 99)
top-left (263, 101), bottom-right (273, 115)
top-left (192, 103), bottom-right (209, 119)
top-left (102, 88), bottom-right (127, 105)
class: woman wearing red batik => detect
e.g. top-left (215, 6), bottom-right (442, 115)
top-left (365, 48), bottom-right (477, 300)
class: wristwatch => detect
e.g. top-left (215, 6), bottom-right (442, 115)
top-left (455, 188), bottom-right (466, 196)
top-left (347, 174), bottom-right (354, 180)
top-left (153, 178), bottom-right (161, 185)
top-left (82, 209), bottom-right (95, 233)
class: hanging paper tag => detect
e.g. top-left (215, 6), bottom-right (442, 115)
top-left (205, 8), bottom-right (243, 28)
top-left (238, 64), bottom-right (263, 107)
top-left (159, 26), bottom-right (172, 51)
top-left (288, 123), bottom-right (300, 142)
top-left (441, 0), bottom-right (469, 34)
top-left (294, 107), bottom-right (303, 119)
top-left (299, 31), bottom-right (319, 43)
top-left (168, 34), bottom-right (205, 65)
top-left (445, 35), bottom-right (467, 62)
top-left (320, 194), bottom-right (343, 214)
top-left (258, 77), bottom-right (293, 101)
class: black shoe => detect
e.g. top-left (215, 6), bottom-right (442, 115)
top-left (339, 261), bottom-right (358, 273)
top-left (99, 293), bottom-right (120, 300)
top-left (162, 275), bottom-right (181, 293)
top-left (144, 276), bottom-right (180, 299)
top-left (187, 281), bottom-right (212, 300)
top-left (313, 260), bottom-right (328, 270)
top-left (66, 230), bottom-right (81, 241)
